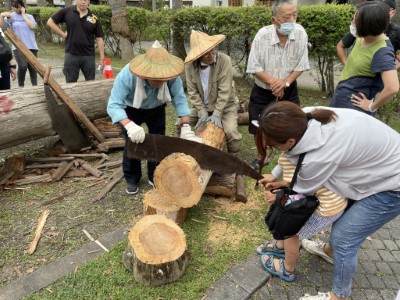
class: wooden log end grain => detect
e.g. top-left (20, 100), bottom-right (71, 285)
top-left (125, 215), bottom-right (189, 286)
top-left (143, 189), bottom-right (188, 225)
top-left (153, 153), bottom-right (203, 208)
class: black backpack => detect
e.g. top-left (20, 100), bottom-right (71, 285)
top-left (0, 34), bottom-right (12, 63)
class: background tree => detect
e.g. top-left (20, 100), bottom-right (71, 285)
top-left (109, 0), bottom-right (134, 60)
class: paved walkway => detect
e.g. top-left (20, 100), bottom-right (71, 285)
top-left (205, 216), bottom-right (400, 300)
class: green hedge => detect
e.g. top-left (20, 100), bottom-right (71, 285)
top-left (4, 4), bottom-right (355, 93)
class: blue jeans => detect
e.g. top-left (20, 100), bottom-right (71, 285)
top-left (330, 191), bottom-right (400, 298)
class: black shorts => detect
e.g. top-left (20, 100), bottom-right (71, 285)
top-left (248, 83), bottom-right (300, 134)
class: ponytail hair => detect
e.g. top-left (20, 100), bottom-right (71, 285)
top-left (255, 102), bottom-right (337, 166)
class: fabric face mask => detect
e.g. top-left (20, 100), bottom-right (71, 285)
top-left (349, 24), bottom-right (357, 37)
top-left (278, 22), bottom-right (295, 36)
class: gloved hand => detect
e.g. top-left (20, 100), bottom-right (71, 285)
top-left (207, 115), bottom-right (223, 128)
top-left (180, 124), bottom-right (203, 143)
top-left (124, 121), bottom-right (145, 143)
top-left (195, 115), bottom-right (209, 130)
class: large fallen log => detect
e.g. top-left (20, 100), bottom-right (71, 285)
top-left (0, 80), bottom-right (114, 150)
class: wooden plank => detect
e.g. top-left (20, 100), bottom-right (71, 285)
top-left (14, 174), bottom-right (52, 185)
top-left (96, 160), bottom-right (122, 169)
top-left (76, 159), bottom-right (102, 178)
top-left (92, 167), bottom-right (123, 203)
top-left (51, 160), bottom-right (75, 182)
top-left (96, 138), bottom-right (125, 152)
top-left (25, 163), bottom-right (61, 169)
top-left (27, 157), bottom-right (74, 163)
top-left (26, 209), bottom-right (50, 255)
top-left (4, 29), bottom-right (105, 143)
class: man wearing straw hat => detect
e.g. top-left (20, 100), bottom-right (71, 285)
top-left (107, 41), bottom-right (201, 195)
top-left (184, 30), bottom-right (242, 157)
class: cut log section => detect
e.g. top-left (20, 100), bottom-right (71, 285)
top-left (123, 215), bottom-right (189, 286)
top-left (143, 189), bottom-right (188, 224)
top-left (154, 123), bottom-right (226, 208)
top-left (204, 173), bottom-right (248, 203)
top-left (238, 112), bottom-right (249, 125)
top-left (205, 173), bottom-right (236, 198)
top-left (153, 153), bottom-right (206, 208)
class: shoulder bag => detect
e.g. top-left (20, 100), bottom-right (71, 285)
top-left (0, 34), bottom-right (12, 63)
top-left (264, 153), bottom-right (319, 240)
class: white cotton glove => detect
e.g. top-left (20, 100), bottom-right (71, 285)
top-left (124, 121), bottom-right (145, 143)
top-left (180, 124), bottom-right (203, 143)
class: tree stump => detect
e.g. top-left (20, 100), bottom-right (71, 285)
top-left (123, 215), bottom-right (189, 286)
top-left (153, 123), bottom-right (226, 208)
top-left (143, 189), bottom-right (188, 224)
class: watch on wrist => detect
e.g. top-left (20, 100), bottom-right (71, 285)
top-left (285, 81), bottom-right (290, 88)
top-left (10, 64), bottom-right (17, 69)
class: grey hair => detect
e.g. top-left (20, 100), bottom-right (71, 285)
top-left (271, 0), bottom-right (297, 16)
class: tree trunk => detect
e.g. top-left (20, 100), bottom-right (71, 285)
top-left (123, 215), bottom-right (189, 286)
top-left (153, 123), bottom-right (226, 208)
top-left (0, 80), bottom-right (114, 150)
top-left (109, 0), bottom-right (135, 60)
top-left (36, 0), bottom-right (47, 6)
top-left (171, 0), bottom-right (186, 60)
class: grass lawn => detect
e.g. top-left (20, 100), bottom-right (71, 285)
top-left (2, 44), bottom-right (400, 299)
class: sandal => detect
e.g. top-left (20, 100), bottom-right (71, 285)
top-left (256, 241), bottom-right (285, 257)
top-left (249, 159), bottom-right (269, 171)
top-left (260, 255), bottom-right (296, 282)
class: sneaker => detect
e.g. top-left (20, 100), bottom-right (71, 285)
top-left (300, 292), bottom-right (331, 300)
top-left (126, 183), bottom-right (139, 195)
top-left (301, 239), bottom-right (333, 264)
top-left (249, 158), bottom-right (268, 171)
top-left (148, 180), bottom-right (155, 188)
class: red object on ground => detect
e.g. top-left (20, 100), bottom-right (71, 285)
top-left (104, 58), bottom-right (114, 79)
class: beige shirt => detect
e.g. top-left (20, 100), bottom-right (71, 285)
top-left (185, 52), bottom-right (238, 118)
top-left (247, 24), bottom-right (310, 89)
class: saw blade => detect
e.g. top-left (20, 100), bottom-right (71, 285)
top-left (127, 134), bottom-right (263, 181)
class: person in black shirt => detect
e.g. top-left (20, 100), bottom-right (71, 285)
top-left (336, 0), bottom-right (400, 68)
top-left (47, 0), bottom-right (105, 82)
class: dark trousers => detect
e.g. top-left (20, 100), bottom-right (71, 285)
top-left (248, 82), bottom-right (300, 134)
top-left (13, 49), bottom-right (38, 87)
top-left (63, 53), bottom-right (95, 83)
top-left (0, 62), bottom-right (10, 90)
top-left (122, 104), bottom-right (166, 184)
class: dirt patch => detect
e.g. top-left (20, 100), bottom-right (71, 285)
top-left (207, 222), bottom-right (243, 247)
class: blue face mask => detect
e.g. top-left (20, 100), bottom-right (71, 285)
top-left (278, 22), bottom-right (295, 36)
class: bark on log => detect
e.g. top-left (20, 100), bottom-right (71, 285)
top-left (205, 173), bottom-right (236, 198)
top-left (0, 154), bottom-right (26, 184)
top-left (235, 175), bottom-right (248, 203)
top-left (0, 80), bottom-right (114, 150)
top-left (238, 112), bottom-right (249, 125)
top-left (153, 123), bottom-right (226, 208)
top-left (123, 215), bottom-right (189, 286)
top-left (143, 189), bottom-right (188, 224)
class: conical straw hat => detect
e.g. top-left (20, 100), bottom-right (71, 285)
top-left (129, 40), bottom-right (184, 80)
top-left (184, 30), bottom-right (226, 64)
